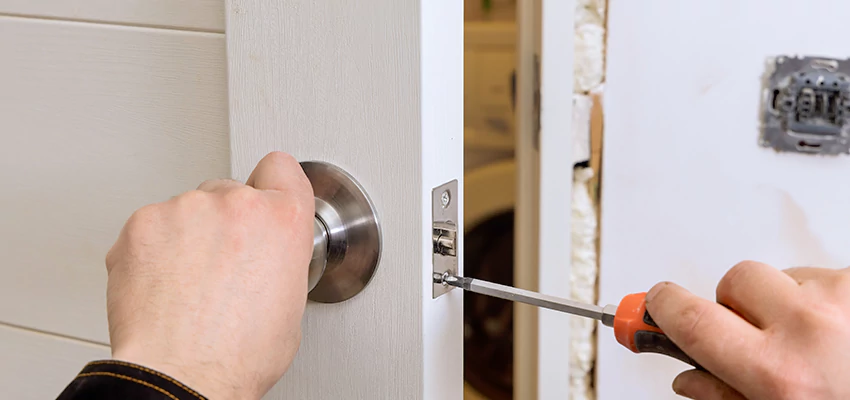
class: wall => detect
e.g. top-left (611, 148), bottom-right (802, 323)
top-left (598, 1), bottom-right (850, 399)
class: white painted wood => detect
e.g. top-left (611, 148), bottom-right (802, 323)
top-left (598, 1), bottom-right (850, 399)
top-left (0, 0), bottom-right (225, 32)
top-left (515, 0), bottom-right (577, 397)
top-left (0, 323), bottom-right (110, 400)
top-left (0, 16), bottom-right (229, 344)
top-left (537, 1), bottom-right (574, 398)
top-left (514, 0), bottom-right (541, 397)
top-left (225, 0), bottom-right (464, 398)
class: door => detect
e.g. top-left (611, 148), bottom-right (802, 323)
top-left (0, 4), bottom-right (228, 398)
top-left (224, 0), bottom-right (464, 398)
top-left (598, 1), bottom-right (850, 399)
top-left (0, 0), bottom-right (581, 398)
top-left (3, 0), bottom-right (464, 398)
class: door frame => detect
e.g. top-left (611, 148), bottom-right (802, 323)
top-left (515, 0), bottom-right (576, 398)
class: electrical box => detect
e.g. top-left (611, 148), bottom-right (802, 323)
top-left (762, 55), bottom-right (850, 155)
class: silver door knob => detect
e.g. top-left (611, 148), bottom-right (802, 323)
top-left (301, 161), bottom-right (381, 303)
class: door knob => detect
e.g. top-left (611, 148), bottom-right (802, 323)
top-left (301, 161), bottom-right (381, 303)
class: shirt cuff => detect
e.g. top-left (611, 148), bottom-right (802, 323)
top-left (57, 359), bottom-right (208, 400)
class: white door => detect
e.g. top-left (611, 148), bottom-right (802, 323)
top-left (224, 0), bottom-right (464, 398)
top-left (0, 5), bottom-right (229, 398)
top-left (598, 1), bottom-right (850, 399)
top-left (0, 0), bottom-right (586, 398)
top-left (1, 1), bottom-right (467, 399)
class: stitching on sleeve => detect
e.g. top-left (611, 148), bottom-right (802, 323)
top-left (87, 360), bottom-right (204, 399)
top-left (78, 372), bottom-right (179, 400)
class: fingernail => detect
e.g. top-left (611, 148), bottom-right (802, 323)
top-left (645, 282), bottom-right (669, 304)
top-left (672, 375), bottom-right (693, 399)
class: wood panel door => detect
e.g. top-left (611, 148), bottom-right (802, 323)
top-left (0, 4), bottom-right (229, 399)
top-left (224, 1), bottom-right (464, 398)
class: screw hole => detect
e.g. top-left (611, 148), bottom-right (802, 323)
top-left (797, 140), bottom-right (822, 150)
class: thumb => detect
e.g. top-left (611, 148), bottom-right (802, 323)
top-left (673, 369), bottom-right (746, 400)
top-left (246, 151), bottom-right (312, 193)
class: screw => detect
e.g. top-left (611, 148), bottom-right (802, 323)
top-left (440, 190), bottom-right (451, 208)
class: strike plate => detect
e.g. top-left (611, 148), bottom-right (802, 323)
top-left (432, 180), bottom-right (459, 299)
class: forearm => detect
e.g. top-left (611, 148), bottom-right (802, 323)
top-left (58, 360), bottom-right (207, 400)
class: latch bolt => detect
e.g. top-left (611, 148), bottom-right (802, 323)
top-left (433, 222), bottom-right (457, 257)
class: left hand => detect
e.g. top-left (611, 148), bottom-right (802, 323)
top-left (106, 151), bottom-right (315, 400)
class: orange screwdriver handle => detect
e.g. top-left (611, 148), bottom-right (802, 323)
top-left (613, 293), bottom-right (702, 369)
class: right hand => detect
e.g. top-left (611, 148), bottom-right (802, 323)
top-left (646, 261), bottom-right (850, 400)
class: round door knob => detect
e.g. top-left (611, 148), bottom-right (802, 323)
top-left (301, 161), bottom-right (381, 303)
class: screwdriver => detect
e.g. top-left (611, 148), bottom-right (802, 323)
top-left (440, 274), bottom-right (700, 368)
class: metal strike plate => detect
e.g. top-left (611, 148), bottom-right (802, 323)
top-left (761, 55), bottom-right (850, 155)
top-left (432, 180), bottom-right (459, 299)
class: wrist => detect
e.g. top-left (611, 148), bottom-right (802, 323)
top-left (111, 350), bottom-right (258, 400)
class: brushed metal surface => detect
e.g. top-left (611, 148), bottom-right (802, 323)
top-left (302, 161), bottom-right (382, 303)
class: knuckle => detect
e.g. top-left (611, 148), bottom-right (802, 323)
top-left (124, 204), bottom-right (162, 242)
top-left (126, 204), bottom-right (160, 230)
top-left (224, 186), bottom-right (267, 212)
top-left (717, 260), bottom-right (762, 299)
top-left (672, 302), bottom-right (711, 349)
top-left (727, 260), bottom-right (762, 280)
top-left (104, 244), bottom-right (120, 271)
top-left (176, 189), bottom-right (210, 206)
top-left (274, 194), bottom-right (313, 227)
top-left (196, 179), bottom-right (218, 190)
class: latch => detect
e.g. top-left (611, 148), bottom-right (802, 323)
top-left (433, 222), bottom-right (457, 257)
top-left (432, 180), bottom-right (459, 298)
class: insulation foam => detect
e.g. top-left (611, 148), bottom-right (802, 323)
top-left (574, 0), bottom-right (606, 93)
top-left (569, 167), bottom-right (599, 400)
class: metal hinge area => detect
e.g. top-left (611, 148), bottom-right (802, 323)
top-left (432, 180), bottom-right (459, 299)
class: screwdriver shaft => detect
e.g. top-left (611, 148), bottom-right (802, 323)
top-left (444, 275), bottom-right (615, 325)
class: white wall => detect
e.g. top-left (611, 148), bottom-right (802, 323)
top-left (598, 1), bottom-right (850, 399)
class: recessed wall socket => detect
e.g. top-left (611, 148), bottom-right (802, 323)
top-left (761, 55), bottom-right (850, 155)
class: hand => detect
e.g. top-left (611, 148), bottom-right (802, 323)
top-left (105, 152), bottom-right (315, 400)
top-left (647, 261), bottom-right (850, 400)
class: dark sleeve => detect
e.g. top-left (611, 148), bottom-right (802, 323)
top-left (57, 360), bottom-right (208, 400)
